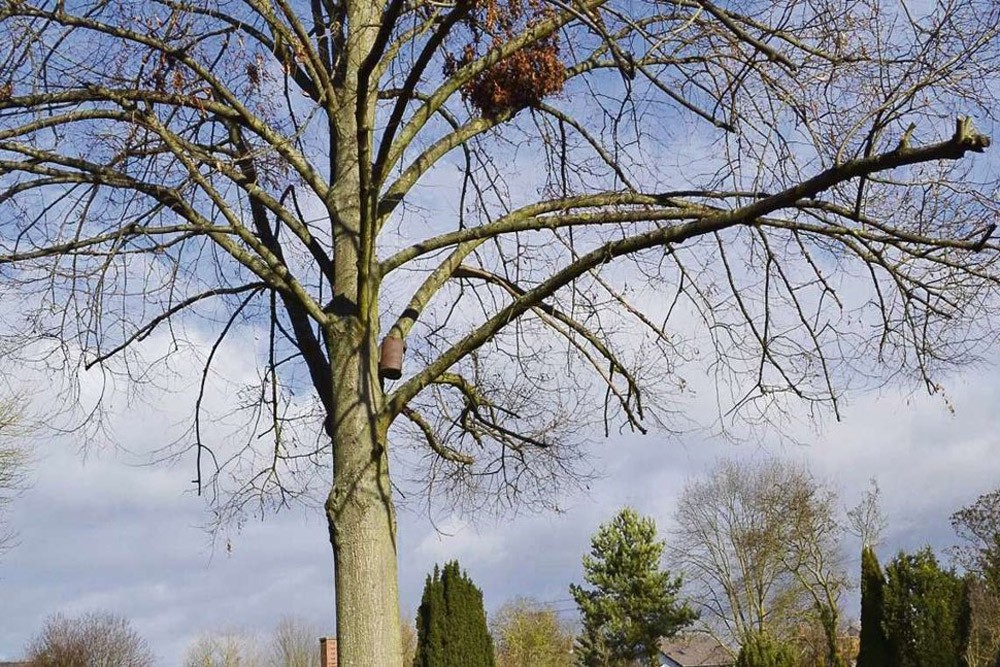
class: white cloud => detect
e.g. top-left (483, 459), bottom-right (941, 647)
top-left (3, 274), bottom-right (998, 665)
top-left (1, 324), bottom-right (998, 663)
top-left (414, 516), bottom-right (510, 567)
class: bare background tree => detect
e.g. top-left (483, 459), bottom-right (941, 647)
top-left (183, 616), bottom-right (334, 667)
top-left (671, 459), bottom-right (849, 661)
top-left (0, 397), bottom-right (27, 555)
top-left (25, 611), bottom-right (155, 667)
top-left (847, 479), bottom-right (887, 551)
top-left (780, 467), bottom-right (850, 667)
top-left (1, 0), bottom-right (999, 663)
top-left (400, 613), bottom-right (418, 667)
top-left (268, 616), bottom-right (322, 667)
top-left (951, 491), bottom-right (1000, 667)
top-left (184, 629), bottom-right (266, 667)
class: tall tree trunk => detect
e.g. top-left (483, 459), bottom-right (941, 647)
top-left (821, 603), bottom-right (844, 667)
top-left (325, 2), bottom-right (400, 661)
top-left (326, 323), bottom-right (403, 666)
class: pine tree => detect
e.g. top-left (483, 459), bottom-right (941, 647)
top-left (858, 546), bottom-right (892, 667)
top-left (570, 507), bottom-right (697, 666)
top-left (735, 633), bottom-right (797, 667)
top-left (574, 617), bottom-right (614, 667)
top-left (413, 561), bottom-right (494, 667)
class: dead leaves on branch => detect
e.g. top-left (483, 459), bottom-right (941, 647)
top-left (444, 0), bottom-right (566, 118)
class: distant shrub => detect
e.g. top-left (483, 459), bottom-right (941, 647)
top-left (26, 611), bottom-right (154, 667)
top-left (736, 632), bottom-right (797, 667)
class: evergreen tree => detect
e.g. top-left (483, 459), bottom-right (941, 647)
top-left (735, 633), bottom-right (797, 667)
top-left (883, 548), bottom-right (965, 667)
top-left (414, 567), bottom-right (446, 667)
top-left (570, 507), bottom-right (697, 666)
top-left (413, 561), bottom-right (494, 667)
top-left (572, 620), bottom-right (614, 667)
top-left (958, 577), bottom-right (973, 667)
top-left (858, 546), bottom-right (892, 667)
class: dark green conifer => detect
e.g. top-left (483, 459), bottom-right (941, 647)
top-left (958, 577), bottom-right (972, 667)
top-left (858, 546), bottom-right (892, 667)
top-left (882, 547), bottom-right (965, 667)
top-left (413, 560), bottom-right (494, 667)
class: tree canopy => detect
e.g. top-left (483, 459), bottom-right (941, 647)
top-left (671, 458), bottom-right (847, 651)
top-left (950, 491), bottom-right (1000, 666)
top-left (882, 548), bottom-right (968, 667)
top-left (26, 611), bottom-right (155, 667)
top-left (0, 397), bottom-right (26, 555)
top-left (953, 491), bottom-right (1000, 589)
top-left (1, 0), bottom-right (998, 663)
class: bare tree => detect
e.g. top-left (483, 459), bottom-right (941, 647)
top-left (185, 619), bottom-right (327, 667)
top-left (780, 467), bottom-right (850, 667)
top-left (671, 458), bottom-right (848, 663)
top-left (951, 491), bottom-right (1000, 667)
top-left (267, 617), bottom-right (321, 667)
top-left (184, 630), bottom-right (264, 667)
top-left (0, 0), bottom-right (998, 663)
top-left (401, 613), bottom-right (418, 667)
top-left (846, 479), bottom-right (887, 551)
top-left (952, 490), bottom-right (1000, 585)
top-left (25, 611), bottom-right (155, 667)
top-left (964, 581), bottom-right (1000, 667)
top-left (0, 397), bottom-right (27, 554)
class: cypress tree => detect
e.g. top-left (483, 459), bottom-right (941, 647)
top-left (858, 546), bottom-right (891, 667)
top-left (413, 560), bottom-right (494, 667)
top-left (414, 566), bottom-right (447, 667)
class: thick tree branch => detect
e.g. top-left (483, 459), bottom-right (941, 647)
top-left (386, 120), bottom-right (992, 417)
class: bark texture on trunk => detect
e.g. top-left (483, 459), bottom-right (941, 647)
top-left (326, 325), bottom-right (403, 667)
top-left (325, 2), bottom-right (402, 662)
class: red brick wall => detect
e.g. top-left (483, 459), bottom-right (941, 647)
top-left (320, 637), bottom-right (337, 667)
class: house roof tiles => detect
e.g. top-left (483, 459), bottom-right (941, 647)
top-left (659, 635), bottom-right (733, 667)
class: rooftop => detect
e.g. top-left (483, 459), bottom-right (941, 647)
top-left (659, 635), bottom-right (733, 667)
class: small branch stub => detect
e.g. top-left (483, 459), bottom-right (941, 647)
top-left (379, 336), bottom-right (404, 380)
top-left (954, 116), bottom-right (991, 153)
